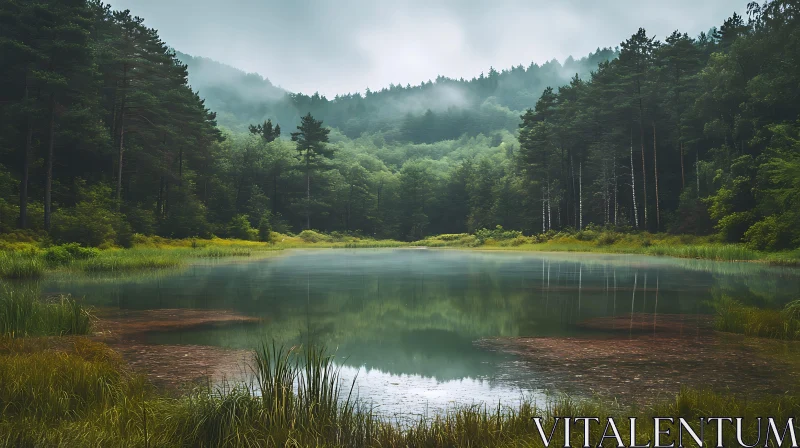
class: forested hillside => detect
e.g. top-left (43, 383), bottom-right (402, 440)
top-left (1, 0), bottom-right (798, 250)
top-left (175, 49), bottom-right (616, 140)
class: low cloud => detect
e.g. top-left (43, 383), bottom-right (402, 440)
top-left (109, 0), bottom-right (748, 97)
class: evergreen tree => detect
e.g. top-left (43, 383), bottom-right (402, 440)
top-left (290, 113), bottom-right (331, 229)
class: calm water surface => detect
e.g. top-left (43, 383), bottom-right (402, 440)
top-left (43, 249), bottom-right (800, 415)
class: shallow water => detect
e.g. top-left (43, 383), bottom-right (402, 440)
top-left (42, 249), bottom-right (800, 414)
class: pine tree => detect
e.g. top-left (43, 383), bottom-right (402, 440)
top-left (291, 113), bottom-right (331, 229)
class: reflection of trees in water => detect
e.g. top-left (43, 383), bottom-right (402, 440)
top-left (38, 250), bottom-right (800, 379)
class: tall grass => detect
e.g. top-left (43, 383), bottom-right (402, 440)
top-left (646, 244), bottom-right (760, 261)
top-left (74, 249), bottom-right (185, 273)
top-left (0, 286), bottom-right (91, 337)
top-left (715, 297), bottom-right (800, 339)
top-left (195, 247), bottom-right (252, 258)
top-left (0, 252), bottom-right (44, 279)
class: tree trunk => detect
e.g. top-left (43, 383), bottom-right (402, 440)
top-left (570, 155), bottom-right (576, 228)
top-left (695, 148), bottom-right (700, 198)
top-left (272, 174), bottom-right (278, 213)
top-left (115, 65), bottom-right (127, 212)
top-left (652, 121), bottom-right (660, 230)
top-left (546, 172), bottom-right (551, 231)
top-left (541, 185), bottom-right (546, 233)
top-left (639, 122), bottom-right (648, 230)
top-left (579, 161), bottom-right (583, 230)
top-left (19, 83), bottom-right (32, 229)
top-left (305, 152), bottom-right (311, 230)
top-left (178, 145), bottom-right (183, 187)
top-left (44, 94), bottom-right (56, 230)
top-left (116, 108), bottom-right (125, 211)
top-left (630, 129), bottom-right (639, 229)
top-left (157, 176), bottom-right (164, 217)
top-left (613, 156), bottom-right (618, 226)
top-left (680, 141), bottom-right (685, 189)
top-left (164, 181), bottom-right (170, 216)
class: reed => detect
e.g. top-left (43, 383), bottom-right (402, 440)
top-left (0, 252), bottom-right (44, 279)
top-left (0, 286), bottom-right (91, 337)
top-left (195, 247), bottom-right (252, 258)
top-left (714, 297), bottom-right (800, 340)
top-left (74, 249), bottom-right (185, 273)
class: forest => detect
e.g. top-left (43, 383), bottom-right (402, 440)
top-left (1, 0), bottom-right (799, 250)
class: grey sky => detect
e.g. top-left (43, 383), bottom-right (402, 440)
top-left (110, 0), bottom-right (747, 96)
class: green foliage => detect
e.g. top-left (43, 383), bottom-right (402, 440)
top-left (51, 184), bottom-right (121, 247)
top-left (257, 215), bottom-right (272, 243)
top-left (42, 243), bottom-right (100, 267)
top-left (475, 225), bottom-right (522, 244)
top-left (297, 230), bottom-right (330, 243)
top-left (160, 190), bottom-right (212, 239)
top-left (227, 215), bottom-right (257, 241)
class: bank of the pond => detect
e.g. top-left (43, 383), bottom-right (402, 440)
top-left (2, 230), bottom-right (798, 282)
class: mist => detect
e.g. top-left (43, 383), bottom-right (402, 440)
top-left (109, 0), bottom-right (747, 98)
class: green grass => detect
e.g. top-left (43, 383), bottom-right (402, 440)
top-left (0, 252), bottom-right (45, 280)
top-left (1, 340), bottom-right (798, 447)
top-left (715, 297), bottom-right (800, 340)
top-left (645, 244), bottom-right (760, 261)
top-left (74, 249), bottom-right (186, 273)
top-left (0, 286), bottom-right (91, 337)
top-left (195, 247), bottom-right (252, 258)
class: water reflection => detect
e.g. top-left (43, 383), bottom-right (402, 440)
top-left (39, 249), bottom-right (800, 411)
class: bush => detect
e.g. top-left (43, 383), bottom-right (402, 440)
top-left (122, 206), bottom-right (156, 236)
top-left (51, 183), bottom-right (119, 247)
top-left (41, 243), bottom-right (100, 267)
top-left (258, 215), bottom-right (272, 243)
top-left (744, 215), bottom-right (791, 251)
top-left (475, 225), bottom-right (522, 244)
top-left (160, 188), bottom-right (212, 239)
top-left (227, 215), bottom-right (257, 241)
top-left (298, 230), bottom-right (330, 243)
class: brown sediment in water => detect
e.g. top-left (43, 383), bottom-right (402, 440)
top-left (92, 309), bottom-right (260, 390)
top-left (479, 313), bottom-right (800, 405)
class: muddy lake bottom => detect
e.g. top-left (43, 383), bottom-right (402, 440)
top-left (94, 310), bottom-right (800, 407)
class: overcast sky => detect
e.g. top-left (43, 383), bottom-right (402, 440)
top-left (109, 0), bottom-right (747, 96)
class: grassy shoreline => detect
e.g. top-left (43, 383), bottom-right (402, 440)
top-left (1, 230), bottom-right (798, 281)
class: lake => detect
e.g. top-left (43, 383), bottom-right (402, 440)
top-left (42, 249), bottom-right (800, 416)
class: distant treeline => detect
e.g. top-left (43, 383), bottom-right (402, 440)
top-left (0, 0), bottom-right (798, 250)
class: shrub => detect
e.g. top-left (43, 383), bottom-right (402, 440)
top-left (258, 215), bottom-right (272, 243)
top-left (123, 206), bottom-right (156, 235)
top-left (298, 230), bottom-right (330, 243)
top-left (475, 225), bottom-right (522, 244)
top-left (744, 215), bottom-right (791, 251)
top-left (227, 215), bottom-right (257, 241)
top-left (41, 243), bottom-right (100, 267)
top-left (51, 183), bottom-right (119, 247)
top-left (160, 189), bottom-right (212, 239)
